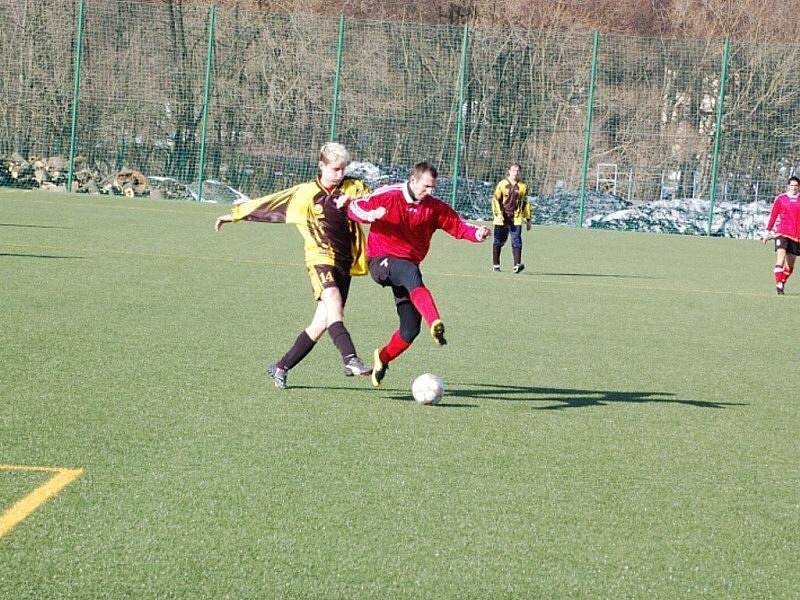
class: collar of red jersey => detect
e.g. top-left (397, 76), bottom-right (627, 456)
top-left (403, 182), bottom-right (421, 205)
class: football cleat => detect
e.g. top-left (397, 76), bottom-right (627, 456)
top-left (430, 319), bottom-right (447, 346)
top-left (513, 263), bottom-right (525, 274)
top-left (776, 283), bottom-right (785, 295)
top-left (492, 265), bottom-right (501, 272)
top-left (344, 355), bottom-right (372, 377)
top-left (266, 364), bottom-right (288, 389)
top-left (371, 348), bottom-right (388, 387)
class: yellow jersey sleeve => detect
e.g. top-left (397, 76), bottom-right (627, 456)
top-left (230, 184), bottom-right (303, 223)
top-left (284, 182), bottom-right (318, 225)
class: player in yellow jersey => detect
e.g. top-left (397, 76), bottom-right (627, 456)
top-left (215, 143), bottom-right (382, 389)
top-left (491, 163), bottom-right (531, 273)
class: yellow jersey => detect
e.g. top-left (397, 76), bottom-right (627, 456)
top-left (231, 177), bottom-right (370, 275)
top-left (491, 178), bottom-right (531, 226)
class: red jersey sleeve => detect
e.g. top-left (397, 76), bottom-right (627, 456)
top-left (348, 194), bottom-right (387, 224)
top-left (767, 197), bottom-right (781, 231)
top-left (435, 200), bottom-right (482, 242)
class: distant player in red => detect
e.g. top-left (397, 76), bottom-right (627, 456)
top-left (346, 161), bottom-right (491, 386)
top-left (764, 176), bottom-right (800, 295)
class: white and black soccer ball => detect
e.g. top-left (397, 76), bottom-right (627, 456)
top-left (411, 373), bottom-right (444, 405)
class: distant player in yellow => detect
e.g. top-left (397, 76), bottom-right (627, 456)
top-left (214, 143), bottom-right (381, 389)
top-left (491, 163), bottom-right (531, 273)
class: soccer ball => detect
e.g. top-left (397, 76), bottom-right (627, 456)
top-left (411, 373), bottom-right (444, 405)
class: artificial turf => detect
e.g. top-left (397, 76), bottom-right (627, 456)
top-left (1, 189), bottom-right (797, 597)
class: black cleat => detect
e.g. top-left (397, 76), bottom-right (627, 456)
top-left (776, 283), bottom-right (785, 295)
top-left (344, 355), bottom-right (371, 377)
top-left (266, 363), bottom-right (288, 389)
top-left (430, 319), bottom-right (447, 346)
top-left (492, 265), bottom-right (501, 272)
top-left (513, 263), bottom-right (525, 274)
top-left (371, 348), bottom-right (388, 387)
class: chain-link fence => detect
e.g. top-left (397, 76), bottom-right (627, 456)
top-left (2, 0), bottom-right (800, 235)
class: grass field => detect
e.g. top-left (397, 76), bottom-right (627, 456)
top-left (1, 188), bottom-right (798, 598)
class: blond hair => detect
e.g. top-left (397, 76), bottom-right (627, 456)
top-left (319, 142), bottom-right (351, 166)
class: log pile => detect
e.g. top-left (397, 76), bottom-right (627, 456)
top-left (1, 153), bottom-right (222, 203)
top-left (99, 167), bottom-right (148, 197)
top-left (0, 154), bottom-right (149, 197)
top-left (2, 153), bottom-right (40, 188)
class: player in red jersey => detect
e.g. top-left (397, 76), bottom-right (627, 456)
top-left (345, 161), bottom-right (491, 386)
top-left (764, 176), bottom-right (800, 295)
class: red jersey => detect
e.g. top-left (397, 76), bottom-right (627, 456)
top-left (347, 182), bottom-right (483, 264)
top-left (767, 193), bottom-right (800, 241)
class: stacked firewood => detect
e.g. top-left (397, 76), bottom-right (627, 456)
top-left (0, 154), bottom-right (149, 197)
top-left (99, 167), bottom-right (148, 197)
top-left (1, 153), bottom-right (62, 188)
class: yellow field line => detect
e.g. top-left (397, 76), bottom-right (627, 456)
top-left (0, 241), bottom-right (777, 299)
top-left (0, 465), bottom-right (83, 539)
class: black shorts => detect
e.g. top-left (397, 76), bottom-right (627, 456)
top-left (368, 256), bottom-right (424, 303)
top-left (775, 236), bottom-right (800, 256)
top-left (308, 264), bottom-right (352, 303)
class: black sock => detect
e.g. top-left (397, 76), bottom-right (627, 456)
top-left (512, 246), bottom-right (522, 266)
top-left (277, 331), bottom-right (316, 370)
top-left (327, 321), bottom-right (356, 362)
top-left (492, 245), bottom-right (501, 266)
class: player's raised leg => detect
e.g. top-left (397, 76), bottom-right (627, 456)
top-left (407, 287), bottom-right (447, 346)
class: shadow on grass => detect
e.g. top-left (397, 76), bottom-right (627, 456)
top-left (0, 223), bottom-right (71, 229)
top-left (533, 271), bottom-right (662, 280)
top-left (289, 384), bottom-right (479, 408)
top-left (446, 383), bottom-right (744, 410)
top-left (1, 252), bottom-right (85, 259)
top-left (287, 383), bottom-right (742, 410)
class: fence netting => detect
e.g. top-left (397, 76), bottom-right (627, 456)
top-left (1, 0), bottom-right (797, 237)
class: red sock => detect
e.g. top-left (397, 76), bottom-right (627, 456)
top-left (379, 330), bottom-right (411, 364)
top-left (783, 265), bottom-right (793, 282)
top-left (775, 264), bottom-right (786, 284)
top-left (409, 286), bottom-right (440, 326)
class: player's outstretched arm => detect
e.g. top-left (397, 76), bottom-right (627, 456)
top-left (437, 201), bottom-right (490, 242)
top-left (215, 214), bottom-right (233, 231)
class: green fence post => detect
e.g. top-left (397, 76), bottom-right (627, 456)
top-left (116, 138), bottom-right (126, 170)
top-left (450, 24), bottom-right (469, 208)
top-left (577, 30), bottom-right (599, 227)
top-left (197, 4), bottom-right (216, 203)
top-left (66, 0), bottom-right (85, 192)
top-left (329, 15), bottom-right (345, 142)
top-left (706, 38), bottom-right (730, 235)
